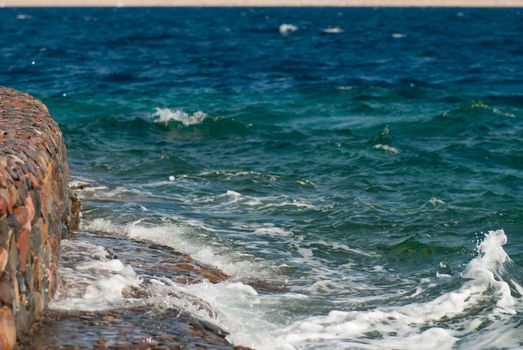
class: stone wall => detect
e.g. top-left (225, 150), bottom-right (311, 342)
top-left (0, 87), bottom-right (79, 349)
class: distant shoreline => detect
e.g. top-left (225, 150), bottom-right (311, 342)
top-left (2, 0), bottom-right (523, 7)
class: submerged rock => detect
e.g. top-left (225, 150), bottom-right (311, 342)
top-left (25, 232), bottom-right (253, 349)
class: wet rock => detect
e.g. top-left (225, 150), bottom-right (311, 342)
top-left (68, 192), bottom-right (81, 231)
top-left (0, 274), bottom-right (13, 306)
top-left (31, 292), bottom-right (44, 321)
top-left (0, 87), bottom-right (80, 347)
top-left (24, 308), bottom-right (240, 350)
top-left (0, 248), bottom-right (8, 272)
top-left (80, 233), bottom-right (230, 285)
top-left (0, 220), bottom-right (9, 248)
top-left (247, 279), bottom-right (290, 294)
top-left (0, 307), bottom-right (16, 350)
top-left (30, 232), bottom-right (255, 349)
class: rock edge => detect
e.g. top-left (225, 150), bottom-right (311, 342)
top-left (0, 87), bottom-right (79, 348)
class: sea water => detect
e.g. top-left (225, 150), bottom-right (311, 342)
top-left (2, 7), bottom-right (523, 349)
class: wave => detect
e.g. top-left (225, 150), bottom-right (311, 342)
top-left (50, 238), bottom-right (255, 347)
top-left (394, 100), bottom-right (518, 142)
top-left (123, 228), bottom-right (521, 350)
top-left (16, 14), bottom-right (32, 20)
top-left (83, 218), bottom-right (272, 280)
top-left (199, 170), bottom-right (281, 182)
top-left (279, 23), bottom-right (297, 35)
top-left (373, 143), bottom-right (400, 155)
top-left (433, 100), bottom-right (517, 133)
top-left (275, 229), bottom-right (522, 350)
top-left (442, 100), bottom-right (516, 119)
top-left (322, 27), bottom-right (344, 34)
top-left (188, 190), bottom-right (319, 212)
top-left (75, 205), bottom-right (523, 350)
top-left (150, 108), bottom-right (251, 138)
top-left (63, 110), bottom-right (252, 160)
top-left (392, 33), bottom-right (406, 38)
top-left (153, 108), bottom-right (208, 126)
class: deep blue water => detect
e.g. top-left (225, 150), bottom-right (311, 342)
top-left (2, 7), bottom-right (523, 349)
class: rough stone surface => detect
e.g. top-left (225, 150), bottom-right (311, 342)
top-left (23, 232), bottom-right (252, 349)
top-left (24, 309), bottom-right (241, 350)
top-left (0, 87), bottom-right (79, 347)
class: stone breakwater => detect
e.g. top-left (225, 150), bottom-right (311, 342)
top-left (0, 87), bottom-right (79, 349)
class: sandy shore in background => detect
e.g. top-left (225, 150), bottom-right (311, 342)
top-left (2, 0), bottom-right (523, 7)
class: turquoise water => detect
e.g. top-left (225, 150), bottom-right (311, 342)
top-left (2, 7), bottom-right (523, 349)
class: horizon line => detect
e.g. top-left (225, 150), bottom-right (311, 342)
top-left (2, 0), bottom-right (523, 7)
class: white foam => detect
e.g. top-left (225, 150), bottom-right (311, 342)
top-left (314, 239), bottom-right (374, 257)
top-left (192, 191), bottom-right (318, 211)
top-left (226, 190), bottom-right (242, 199)
top-left (463, 229), bottom-right (516, 314)
top-left (296, 179), bottom-right (315, 187)
top-left (297, 247), bottom-right (314, 258)
top-left (153, 108), bottom-right (207, 126)
top-left (83, 218), bottom-right (272, 280)
top-left (16, 14), bottom-right (31, 20)
top-left (254, 226), bottom-right (293, 237)
top-left (429, 197), bottom-right (445, 205)
top-left (180, 281), bottom-right (292, 350)
top-left (51, 240), bottom-right (142, 311)
top-left (274, 229), bottom-right (521, 349)
top-left (199, 170), bottom-right (280, 182)
top-left (74, 184), bottom-right (162, 201)
top-left (322, 27), bottom-right (344, 34)
top-left (392, 33), bottom-right (406, 38)
top-left (77, 202), bottom-right (523, 350)
top-left (373, 143), bottom-right (400, 154)
top-left (279, 23), bottom-right (297, 35)
top-left (69, 179), bottom-right (93, 189)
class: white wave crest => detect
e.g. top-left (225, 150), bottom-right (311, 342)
top-left (83, 218), bottom-right (271, 280)
top-left (74, 215), bottom-right (523, 350)
top-left (153, 108), bottom-right (207, 126)
top-left (322, 27), bottom-right (344, 34)
top-left (275, 229), bottom-right (521, 350)
top-left (429, 197), bottom-right (445, 206)
top-left (16, 14), bottom-right (32, 20)
top-left (279, 23), bottom-right (297, 35)
top-left (373, 143), bottom-right (400, 154)
top-left (392, 33), bottom-right (406, 38)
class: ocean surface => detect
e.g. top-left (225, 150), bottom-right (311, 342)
top-left (2, 7), bottom-right (523, 349)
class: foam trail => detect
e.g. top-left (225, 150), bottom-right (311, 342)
top-left (83, 218), bottom-right (272, 280)
top-left (273, 230), bottom-right (521, 349)
top-left (78, 219), bottom-right (523, 349)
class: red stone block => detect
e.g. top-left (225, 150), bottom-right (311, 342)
top-left (0, 307), bottom-right (16, 350)
top-left (25, 173), bottom-right (39, 189)
top-left (16, 228), bottom-right (29, 273)
top-left (13, 207), bottom-right (29, 229)
top-left (0, 195), bottom-right (7, 217)
top-left (24, 195), bottom-right (35, 224)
